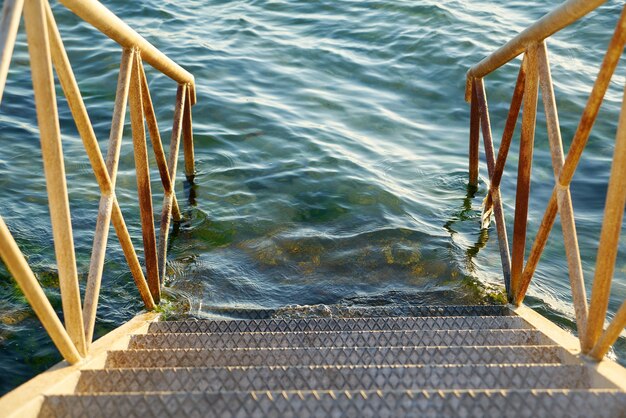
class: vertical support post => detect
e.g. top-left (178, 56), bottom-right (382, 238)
top-left (468, 78), bottom-right (480, 187)
top-left (157, 84), bottom-right (186, 282)
top-left (138, 62), bottom-right (182, 221)
top-left (95, 53), bottom-right (156, 314)
top-left (106, 53), bottom-right (155, 314)
top-left (182, 84), bottom-right (195, 181)
top-left (584, 79), bottom-right (626, 353)
top-left (536, 41), bottom-right (588, 341)
top-left (474, 78), bottom-right (512, 296)
top-left (510, 45), bottom-right (539, 300)
top-left (0, 217), bottom-right (81, 364)
top-left (482, 60), bottom-right (526, 218)
top-left (129, 51), bottom-right (160, 303)
top-left (97, 56), bottom-right (156, 314)
top-left (82, 49), bottom-right (137, 344)
top-left (23, 0), bottom-right (86, 356)
top-left (0, 0), bottom-right (24, 105)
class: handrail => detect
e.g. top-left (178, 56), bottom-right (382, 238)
top-left (467, 2), bottom-right (626, 360)
top-left (465, 0), bottom-right (608, 101)
top-left (57, 0), bottom-right (196, 104)
top-left (0, 0), bottom-right (196, 363)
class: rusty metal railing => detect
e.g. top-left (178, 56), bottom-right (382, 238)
top-left (467, 0), bottom-right (626, 359)
top-left (0, 0), bottom-right (195, 363)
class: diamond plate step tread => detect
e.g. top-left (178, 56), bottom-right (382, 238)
top-left (105, 345), bottom-right (564, 368)
top-left (147, 316), bottom-right (531, 334)
top-left (197, 305), bottom-right (513, 320)
top-left (129, 329), bottom-right (548, 350)
top-left (40, 389), bottom-right (626, 418)
top-left (76, 364), bottom-right (596, 394)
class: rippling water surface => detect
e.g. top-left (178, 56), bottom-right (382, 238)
top-left (0, 0), bottom-right (625, 394)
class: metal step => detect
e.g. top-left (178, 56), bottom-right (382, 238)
top-left (40, 389), bottom-right (626, 418)
top-left (105, 345), bottom-right (565, 368)
top-left (147, 315), bottom-right (531, 334)
top-left (128, 329), bottom-right (548, 350)
top-left (76, 364), bottom-right (599, 394)
top-left (197, 304), bottom-right (513, 320)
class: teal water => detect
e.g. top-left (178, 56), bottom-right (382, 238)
top-left (1, 0), bottom-right (625, 395)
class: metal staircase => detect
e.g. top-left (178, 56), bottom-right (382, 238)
top-left (37, 305), bottom-right (626, 417)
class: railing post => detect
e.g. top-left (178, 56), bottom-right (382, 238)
top-left (584, 78), bottom-right (626, 353)
top-left (474, 78), bottom-right (512, 297)
top-left (183, 85), bottom-right (195, 181)
top-left (468, 79), bottom-right (480, 187)
top-left (536, 41), bottom-right (588, 341)
top-left (510, 45), bottom-right (539, 300)
top-left (482, 60), bottom-right (526, 226)
top-left (23, 0), bottom-right (86, 356)
top-left (157, 84), bottom-right (186, 282)
top-left (82, 49), bottom-right (155, 345)
top-left (129, 51), bottom-right (161, 303)
top-left (138, 62), bottom-right (182, 221)
top-left (103, 51), bottom-right (155, 314)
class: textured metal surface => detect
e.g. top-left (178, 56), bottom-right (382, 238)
top-left (76, 364), bottom-right (596, 394)
top-left (40, 389), bottom-right (626, 418)
top-left (129, 329), bottom-right (547, 350)
top-left (147, 316), bottom-right (531, 334)
top-left (105, 345), bottom-right (564, 368)
top-left (35, 305), bottom-right (626, 417)
top-left (197, 305), bottom-right (513, 320)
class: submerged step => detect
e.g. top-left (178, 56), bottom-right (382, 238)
top-left (76, 364), bottom-right (598, 394)
top-left (147, 315), bottom-right (531, 334)
top-left (129, 329), bottom-right (548, 350)
top-left (198, 304), bottom-right (513, 320)
top-left (40, 389), bottom-right (626, 418)
top-left (105, 345), bottom-right (564, 368)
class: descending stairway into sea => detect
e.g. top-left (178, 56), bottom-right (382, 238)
top-left (2, 0), bottom-right (626, 416)
top-left (13, 304), bottom-right (621, 417)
